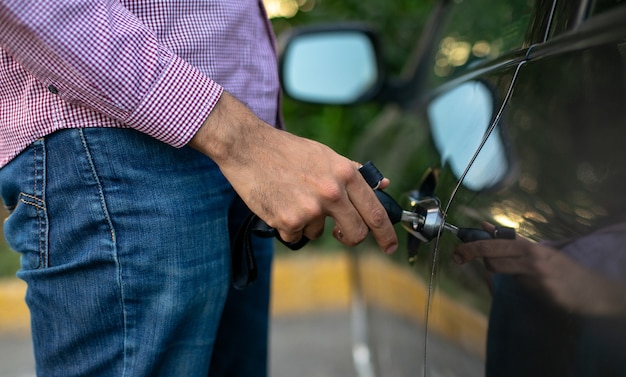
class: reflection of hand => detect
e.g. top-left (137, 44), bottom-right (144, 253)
top-left (452, 222), bottom-right (626, 316)
top-left (190, 91), bottom-right (398, 254)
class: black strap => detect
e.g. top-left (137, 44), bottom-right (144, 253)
top-left (231, 162), bottom-right (384, 289)
top-left (231, 212), bottom-right (259, 290)
top-left (249, 216), bottom-right (310, 250)
top-left (231, 213), bottom-right (309, 290)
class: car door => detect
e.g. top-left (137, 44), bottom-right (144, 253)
top-left (278, 0), bottom-right (626, 375)
top-left (347, 1), bottom-right (551, 376)
top-left (463, 2), bottom-right (626, 376)
top-left (349, 0), bottom-right (626, 376)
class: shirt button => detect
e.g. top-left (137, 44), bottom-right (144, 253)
top-left (47, 84), bottom-right (59, 94)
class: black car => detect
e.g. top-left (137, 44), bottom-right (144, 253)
top-left (279, 0), bottom-right (626, 376)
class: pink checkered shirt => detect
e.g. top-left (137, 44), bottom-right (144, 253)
top-left (0, 1), bottom-right (281, 168)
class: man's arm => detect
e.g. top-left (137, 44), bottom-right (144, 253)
top-left (190, 91), bottom-right (398, 253)
top-left (0, 1), bottom-right (398, 252)
top-left (0, 1), bottom-right (219, 147)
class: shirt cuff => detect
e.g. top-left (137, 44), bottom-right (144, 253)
top-left (124, 54), bottom-right (223, 148)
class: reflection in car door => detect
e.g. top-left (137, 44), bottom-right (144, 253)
top-left (420, 2), bottom-right (626, 377)
top-left (469, 4), bottom-right (626, 376)
top-left (349, 1), bottom-right (549, 376)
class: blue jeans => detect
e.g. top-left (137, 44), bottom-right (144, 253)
top-left (0, 128), bottom-right (273, 377)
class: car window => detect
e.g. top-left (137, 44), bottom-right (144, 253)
top-left (425, 0), bottom-right (536, 87)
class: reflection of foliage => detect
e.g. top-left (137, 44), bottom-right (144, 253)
top-left (428, 0), bottom-right (533, 82)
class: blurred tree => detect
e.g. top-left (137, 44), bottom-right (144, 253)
top-left (270, 0), bottom-right (436, 156)
top-left (0, 207), bottom-right (19, 277)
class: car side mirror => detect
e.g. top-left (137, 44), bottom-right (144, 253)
top-left (279, 25), bottom-right (385, 105)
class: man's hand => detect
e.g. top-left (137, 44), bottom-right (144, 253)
top-left (189, 91), bottom-right (398, 254)
top-left (453, 223), bottom-right (626, 316)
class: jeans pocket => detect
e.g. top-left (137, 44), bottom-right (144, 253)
top-left (4, 192), bottom-right (48, 270)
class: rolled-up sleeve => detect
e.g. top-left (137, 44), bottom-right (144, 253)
top-left (0, 0), bottom-right (222, 147)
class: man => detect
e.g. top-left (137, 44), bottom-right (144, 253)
top-left (0, 1), bottom-right (397, 376)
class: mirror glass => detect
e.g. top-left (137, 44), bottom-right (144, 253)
top-left (428, 81), bottom-right (509, 191)
top-left (282, 31), bottom-right (379, 104)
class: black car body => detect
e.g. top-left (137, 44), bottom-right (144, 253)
top-left (279, 0), bottom-right (626, 376)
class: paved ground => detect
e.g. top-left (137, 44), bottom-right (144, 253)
top-left (0, 310), bottom-right (483, 377)
top-left (0, 252), bottom-right (357, 377)
top-left (0, 332), bottom-right (35, 377)
top-left (0, 312), bottom-right (356, 377)
top-left (271, 312), bottom-right (356, 377)
top-left (0, 251), bottom-right (486, 377)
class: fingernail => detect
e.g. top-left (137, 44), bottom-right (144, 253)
top-left (452, 254), bottom-right (463, 265)
top-left (385, 244), bottom-right (398, 254)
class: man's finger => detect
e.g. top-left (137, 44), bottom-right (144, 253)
top-left (453, 239), bottom-right (528, 264)
top-left (346, 178), bottom-right (398, 254)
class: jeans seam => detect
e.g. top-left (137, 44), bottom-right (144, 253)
top-left (77, 130), bottom-right (117, 245)
top-left (18, 193), bottom-right (47, 268)
top-left (33, 139), bottom-right (48, 269)
top-left (19, 193), bottom-right (45, 210)
top-left (77, 129), bottom-right (128, 376)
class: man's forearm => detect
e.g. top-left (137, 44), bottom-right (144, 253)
top-left (190, 91), bottom-right (398, 254)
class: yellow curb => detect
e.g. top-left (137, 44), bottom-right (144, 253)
top-left (270, 251), bottom-right (352, 316)
top-left (355, 252), bottom-right (487, 359)
top-left (271, 250), bottom-right (486, 358)
top-left (0, 251), bottom-right (487, 358)
top-left (0, 253), bottom-right (353, 334)
top-left (0, 278), bottom-right (29, 334)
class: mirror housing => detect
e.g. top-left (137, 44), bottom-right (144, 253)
top-left (279, 24), bottom-right (386, 105)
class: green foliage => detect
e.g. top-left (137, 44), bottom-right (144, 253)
top-left (273, 1), bottom-right (436, 155)
top-left (0, 214), bottom-right (19, 278)
top-left (274, 0), bottom-right (434, 75)
top-left (0, 246), bottom-right (19, 278)
top-left (272, 1), bottom-right (437, 250)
